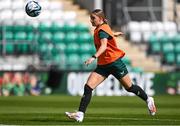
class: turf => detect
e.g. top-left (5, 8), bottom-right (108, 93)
top-left (0, 95), bottom-right (179, 125)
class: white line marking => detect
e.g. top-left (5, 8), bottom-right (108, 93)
top-left (87, 116), bottom-right (180, 122)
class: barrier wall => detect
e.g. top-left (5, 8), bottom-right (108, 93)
top-left (1, 71), bottom-right (180, 96)
top-left (53, 71), bottom-right (180, 96)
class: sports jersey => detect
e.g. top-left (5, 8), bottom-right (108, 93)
top-left (94, 23), bottom-right (125, 65)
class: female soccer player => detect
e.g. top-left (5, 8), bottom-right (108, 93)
top-left (65, 9), bottom-right (156, 122)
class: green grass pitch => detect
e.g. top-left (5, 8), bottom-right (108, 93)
top-left (0, 95), bottom-right (180, 125)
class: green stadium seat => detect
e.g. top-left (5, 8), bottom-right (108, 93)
top-left (38, 32), bottom-right (52, 44)
top-left (174, 43), bottom-right (180, 54)
top-left (172, 34), bottom-right (180, 44)
top-left (38, 23), bottom-right (51, 33)
top-left (5, 26), bottom-right (13, 32)
top-left (164, 53), bottom-right (175, 64)
top-left (51, 23), bottom-right (64, 33)
top-left (39, 43), bottom-right (52, 54)
top-left (150, 42), bottom-right (161, 54)
top-left (65, 43), bottom-right (79, 54)
top-left (14, 32), bottom-right (27, 40)
top-left (13, 25), bottom-right (25, 32)
top-left (26, 32), bottom-right (37, 41)
top-left (131, 67), bottom-right (143, 73)
top-left (55, 43), bottom-right (66, 53)
top-left (0, 33), bottom-right (2, 40)
top-left (64, 32), bottom-right (78, 43)
top-left (79, 43), bottom-right (95, 54)
top-left (176, 54), bottom-right (180, 66)
top-left (159, 34), bottom-right (171, 43)
top-left (77, 32), bottom-right (93, 44)
top-left (75, 23), bottom-right (89, 32)
top-left (66, 54), bottom-right (81, 70)
top-left (0, 26), bottom-right (2, 40)
top-left (148, 34), bottom-right (158, 43)
top-left (80, 53), bottom-right (96, 70)
top-left (25, 25), bottom-right (34, 33)
top-left (51, 47), bottom-right (59, 56)
top-left (162, 42), bottom-right (174, 53)
top-left (63, 24), bottom-right (75, 33)
top-left (17, 43), bottom-right (29, 54)
top-left (5, 43), bottom-right (14, 54)
top-left (56, 54), bottom-right (67, 70)
top-left (5, 32), bottom-right (13, 41)
top-left (52, 32), bottom-right (65, 44)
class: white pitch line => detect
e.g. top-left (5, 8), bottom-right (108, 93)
top-left (87, 116), bottom-right (180, 122)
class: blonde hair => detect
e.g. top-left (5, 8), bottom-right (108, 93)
top-left (91, 9), bottom-right (108, 24)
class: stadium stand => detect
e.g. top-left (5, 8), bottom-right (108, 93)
top-left (1, 0), bottom-right (173, 72)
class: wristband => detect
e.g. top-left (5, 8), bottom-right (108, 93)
top-left (92, 55), bottom-right (97, 59)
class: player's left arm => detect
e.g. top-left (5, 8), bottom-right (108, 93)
top-left (85, 38), bottom-right (107, 65)
top-left (113, 32), bottom-right (124, 37)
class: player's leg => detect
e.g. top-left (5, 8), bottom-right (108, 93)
top-left (78, 71), bottom-right (106, 113)
top-left (111, 58), bottom-right (156, 115)
top-left (119, 74), bottom-right (156, 115)
top-left (65, 71), bottom-right (107, 122)
top-left (119, 74), bottom-right (148, 101)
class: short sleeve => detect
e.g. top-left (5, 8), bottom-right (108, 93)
top-left (98, 30), bottom-right (112, 39)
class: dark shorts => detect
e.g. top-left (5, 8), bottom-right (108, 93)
top-left (94, 58), bottom-right (128, 79)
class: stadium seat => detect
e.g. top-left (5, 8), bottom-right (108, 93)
top-left (63, 24), bottom-right (76, 33)
top-left (77, 32), bottom-right (93, 44)
top-left (128, 21), bottom-right (140, 32)
top-left (17, 43), bottom-right (29, 54)
top-left (38, 23), bottom-right (51, 33)
top-left (79, 43), bottom-right (95, 54)
top-left (65, 43), bottom-right (79, 54)
top-left (174, 43), bottom-right (180, 54)
top-left (0, 0), bottom-right (11, 10)
top-left (0, 10), bottom-right (13, 25)
top-left (150, 42), bottom-right (161, 54)
top-left (159, 34), bottom-right (171, 43)
top-left (148, 34), bottom-right (158, 43)
top-left (13, 10), bottom-right (26, 25)
top-left (5, 32), bottom-right (13, 41)
top-left (51, 22), bottom-right (64, 33)
top-left (52, 32), bottom-right (65, 44)
top-left (14, 32), bottom-right (26, 40)
top-left (172, 34), bottom-right (180, 44)
top-left (176, 54), bottom-right (180, 66)
top-left (63, 11), bottom-right (76, 24)
top-left (55, 43), bottom-right (66, 53)
top-left (64, 32), bottom-right (78, 43)
top-left (13, 25), bottom-right (25, 32)
top-left (11, 0), bottom-right (24, 10)
top-left (66, 54), bottom-right (81, 70)
top-left (162, 42), bottom-right (174, 54)
top-left (80, 53), bottom-right (96, 70)
top-left (38, 10), bottom-right (51, 22)
top-left (151, 21), bottom-right (164, 33)
top-left (51, 11), bottom-right (64, 23)
top-left (38, 32), bottom-right (52, 44)
top-left (129, 31), bottom-right (141, 43)
top-left (163, 22), bottom-right (177, 34)
top-left (164, 53), bottom-right (175, 64)
top-left (26, 32), bottom-right (37, 41)
top-left (5, 43), bottom-right (14, 54)
top-left (75, 23), bottom-right (89, 32)
top-left (132, 67), bottom-right (143, 73)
